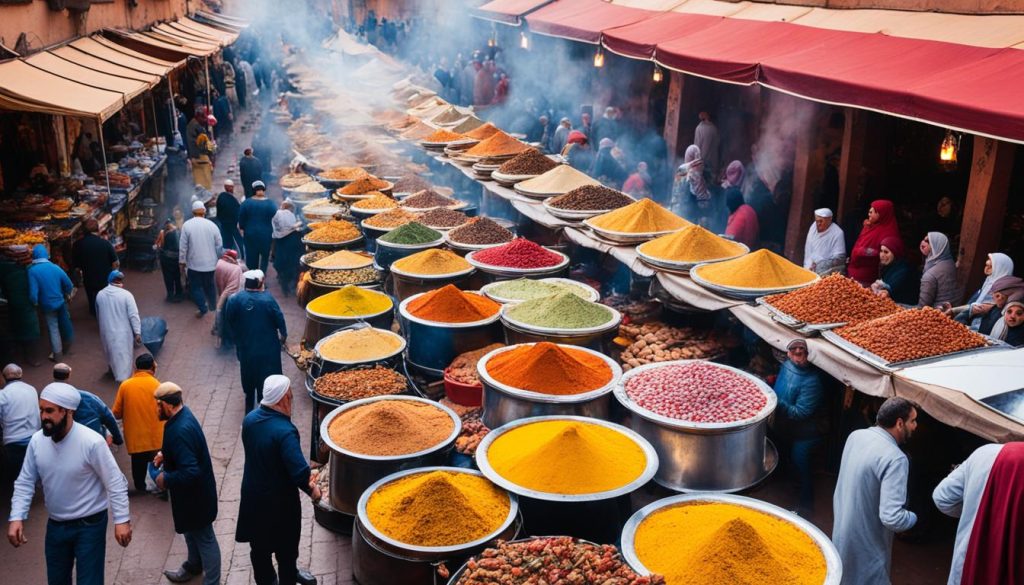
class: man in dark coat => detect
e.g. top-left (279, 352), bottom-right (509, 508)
top-left (235, 375), bottom-right (319, 585)
top-left (222, 270), bottom-right (287, 412)
top-left (71, 219), bottom-right (119, 316)
top-left (238, 148), bottom-right (263, 199)
top-left (153, 382), bottom-right (220, 585)
top-left (215, 180), bottom-right (244, 257)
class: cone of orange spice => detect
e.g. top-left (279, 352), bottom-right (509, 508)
top-left (485, 342), bottom-right (613, 395)
top-left (463, 132), bottom-right (530, 158)
top-left (406, 285), bottom-right (500, 323)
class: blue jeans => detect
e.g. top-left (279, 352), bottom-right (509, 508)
top-left (43, 304), bottom-right (74, 355)
top-left (188, 269), bottom-right (217, 314)
top-left (45, 511), bottom-right (107, 585)
top-left (183, 523), bottom-right (221, 585)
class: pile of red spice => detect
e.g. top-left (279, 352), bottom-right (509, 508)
top-left (472, 238), bottom-right (564, 269)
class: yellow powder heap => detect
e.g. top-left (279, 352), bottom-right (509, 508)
top-left (639, 224), bottom-right (747, 262)
top-left (306, 285), bottom-right (392, 317)
top-left (392, 248), bottom-right (472, 275)
top-left (487, 420), bottom-right (646, 494)
top-left (516, 165), bottom-right (599, 195)
top-left (351, 193), bottom-right (399, 210)
top-left (366, 471), bottom-right (510, 547)
top-left (694, 249), bottom-right (817, 289)
top-left (463, 132), bottom-right (531, 157)
top-left (310, 250), bottom-right (374, 269)
top-left (634, 502), bottom-right (827, 585)
top-left (318, 328), bottom-right (403, 362)
top-left (588, 199), bottom-right (690, 233)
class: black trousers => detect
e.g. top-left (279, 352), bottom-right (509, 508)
top-left (160, 257), bottom-right (184, 299)
top-left (249, 526), bottom-right (300, 585)
top-left (130, 450), bottom-right (160, 492)
top-left (85, 286), bottom-right (101, 316)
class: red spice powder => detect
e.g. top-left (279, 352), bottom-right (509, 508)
top-left (472, 238), bottom-right (564, 269)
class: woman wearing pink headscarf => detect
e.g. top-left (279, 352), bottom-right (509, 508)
top-left (848, 200), bottom-right (901, 286)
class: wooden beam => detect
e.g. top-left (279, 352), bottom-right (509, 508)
top-left (958, 136), bottom-right (1015, 294)
top-left (837, 107), bottom-right (867, 224)
top-left (785, 103), bottom-right (828, 262)
top-left (662, 71), bottom-right (684, 169)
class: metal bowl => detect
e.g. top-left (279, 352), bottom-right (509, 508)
top-left (444, 232), bottom-right (514, 253)
top-left (614, 360), bottom-right (778, 492)
top-left (320, 395), bottom-right (462, 514)
top-left (620, 494), bottom-right (842, 584)
top-left (301, 233), bottom-right (365, 251)
top-left (689, 263), bottom-right (820, 300)
top-left (300, 250), bottom-right (373, 270)
top-left (476, 344), bottom-right (621, 428)
top-left (500, 301), bottom-right (621, 336)
top-left (357, 466), bottom-right (519, 557)
top-left (314, 326), bottom-right (407, 368)
top-left (635, 241), bottom-right (749, 273)
top-left (304, 297), bottom-right (395, 346)
top-left (398, 292), bottom-right (504, 375)
top-left (581, 220), bottom-right (679, 244)
top-left (374, 236), bottom-right (445, 271)
top-left (465, 248), bottom-right (570, 279)
top-left (481, 278), bottom-right (600, 304)
top-left (475, 415), bottom-right (659, 502)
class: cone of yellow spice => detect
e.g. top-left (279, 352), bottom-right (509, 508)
top-left (638, 224), bottom-right (747, 264)
top-left (631, 500), bottom-right (828, 585)
top-left (482, 418), bottom-right (651, 496)
top-left (365, 469), bottom-right (512, 547)
top-left (306, 285), bottom-right (392, 317)
top-left (586, 199), bottom-right (690, 234)
top-left (692, 249), bottom-right (817, 290)
top-left (392, 249), bottom-right (472, 276)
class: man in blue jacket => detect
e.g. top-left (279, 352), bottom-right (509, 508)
top-left (153, 382), bottom-right (221, 585)
top-left (27, 244), bottom-right (74, 361)
top-left (771, 339), bottom-right (826, 516)
top-left (223, 270), bottom-right (287, 412)
top-left (235, 375), bottom-right (319, 585)
top-left (53, 363), bottom-right (123, 447)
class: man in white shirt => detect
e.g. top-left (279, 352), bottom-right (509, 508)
top-left (179, 200), bottom-right (224, 318)
top-left (7, 382), bottom-right (132, 585)
top-left (832, 397), bottom-right (918, 585)
top-left (0, 364), bottom-right (40, 494)
top-left (803, 208), bottom-right (846, 276)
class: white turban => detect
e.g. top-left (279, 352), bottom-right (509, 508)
top-left (261, 375), bottom-right (291, 406)
top-left (814, 208), bottom-right (833, 218)
top-left (41, 382), bottom-right (81, 410)
top-left (192, 200), bottom-right (206, 211)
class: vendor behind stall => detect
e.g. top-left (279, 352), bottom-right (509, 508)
top-left (72, 219), bottom-right (119, 317)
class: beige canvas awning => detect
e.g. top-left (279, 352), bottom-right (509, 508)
top-left (193, 10), bottom-right (249, 30)
top-left (0, 58), bottom-right (125, 120)
top-left (80, 36), bottom-right (182, 74)
top-left (153, 23), bottom-right (225, 48)
top-left (141, 30), bottom-right (220, 55)
top-left (113, 31), bottom-right (213, 58)
top-left (178, 17), bottom-right (241, 44)
top-left (24, 51), bottom-right (151, 102)
top-left (50, 45), bottom-right (159, 85)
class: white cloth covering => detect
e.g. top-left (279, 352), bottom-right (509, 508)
top-left (40, 382), bottom-right (80, 411)
top-left (95, 285), bottom-right (141, 383)
top-left (9, 423), bottom-right (130, 523)
top-left (179, 216), bottom-right (224, 272)
top-left (261, 374), bottom-right (290, 406)
top-left (932, 443), bottom-right (1003, 585)
top-left (271, 208), bottom-right (301, 239)
top-left (0, 380), bottom-right (40, 444)
top-left (832, 426), bottom-right (918, 585)
top-left (803, 221), bottom-right (846, 271)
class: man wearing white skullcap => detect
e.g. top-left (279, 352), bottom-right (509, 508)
top-left (180, 191), bottom-right (224, 318)
top-left (803, 207), bottom-right (846, 276)
top-left (223, 269), bottom-right (287, 412)
top-left (236, 375), bottom-right (320, 585)
top-left (8, 383), bottom-right (132, 584)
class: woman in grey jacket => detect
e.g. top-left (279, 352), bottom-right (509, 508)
top-left (918, 231), bottom-right (960, 308)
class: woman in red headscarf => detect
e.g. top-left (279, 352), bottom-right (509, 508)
top-left (870, 236), bottom-right (919, 305)
top-left (848, 200), bottom-right (901, 286)
top-left (561, 130), bottom-right (594, 173)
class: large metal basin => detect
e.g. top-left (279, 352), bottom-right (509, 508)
top-left (476, 344), bottom-right (621, 429)
top-left (614, 360), bottom-right (777, 493)
top-left (500, 304), bottom-right (621, 351)
top-left (620, 493), bottom-right (842, 583)
top-left (320, 396), bottom-right (461, 515)
top-left (398, 292), bottom-right (503, 377)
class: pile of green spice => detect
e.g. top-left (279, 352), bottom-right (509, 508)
top-left (378, 222), bottom-right (442, 245)
top-left (488, 278), bottom-right (593, 302)
top-left (505, 292), bottom-right (614, 329)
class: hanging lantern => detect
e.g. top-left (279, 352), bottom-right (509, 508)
top-left (593, 46), bottom-right (605, 68)
top-left (520, 31), bottom-right (529, 50)
top-left (939, 129), bottom-right (959, 167)
top-left (488, 35), bottom-right (496, 48)
top-left (652, 65), bottom-right (663, 83)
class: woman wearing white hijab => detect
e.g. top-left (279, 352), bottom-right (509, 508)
top-left (953, 252), bottom-right (1014, 330)
top-left (918, 232), bottom-right (959, 308)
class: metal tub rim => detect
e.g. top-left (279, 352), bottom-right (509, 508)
top-left (305, 296), bottom-right (393, 322)
top-left (356, 466), bottom-right (519, 557)
top-left (313, 326), bottom-right (407, 368)
top-left (465, 248), bottom-right (570, 278)
top-left (375, 235), bottom-right (445, 251)
top-left (476, 343), bottom-right (621, 404)
top-left (390, 264), bottom-right (476, 281)
top-left (614, 360), bottom-right (777, 432)
top-left (475, 415), bottom-right (659, 503)
top-left (499, 303), bottom-right (622, 336)
top-left (319, 395), bottom-right (462, 462)
top-left (619, 493), bottom-right (842, 584)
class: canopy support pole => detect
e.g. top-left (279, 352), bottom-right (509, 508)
top-left (98, 118), bottom-right (113, 201)
top-left (205, 56), bottom-right (214, 142)
top-left (168, 77), bottom-right (178, 137)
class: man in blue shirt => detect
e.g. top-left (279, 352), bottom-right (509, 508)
top-left (223, 270), bottom-right (287, 412)
top-left (771, 339), bottom-right (826, 516)
top-left (235, 375), bottom-right (319, 585)
top-left (27, 244), bottom-right (74, 361)
top-left (53, 363), bottom-right (123, 447)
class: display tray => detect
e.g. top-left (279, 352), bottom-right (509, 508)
top-left (490, 171), bottom-right (539, 186)
top-left (754, 297), bottom-right (846, 336)
top-left (581, 221), bottom-right (676, 245)
top-left (541, 199), bottom-right (630, 222)
top-left (635, 243), bottom-right (748, 275)
top-left (689, 265), bottom-right (818, 301)
top-left (821, 329), bottom-right (1009, 372)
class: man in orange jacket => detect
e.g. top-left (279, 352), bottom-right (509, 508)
top-left (112, 353), bottom-right (164, 492)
